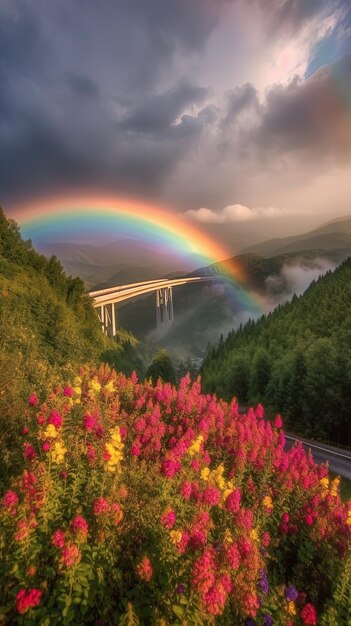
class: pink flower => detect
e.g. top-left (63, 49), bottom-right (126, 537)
top-left (181, 481), bottom-right (192, 500)
top-left (131, 442), bottom-right (141, 457)
top-left (94, 497), bottom-right (109, 516)
top-left (52, 529), bottom-right (65, 549)
top-left (86, 443), bottom-right (97, 464)
top-left (203, 485), bottom-right (221, 506)
top-left (2, 490), bottom-right (19, 510)
top-left (60, 543), bottom-right (81, 568)
top-left (225, 488), bottom-right (241, 513)
top-left (22, 426), bottom-right (29, 435)
top-left (42, 441), bottom-right (51, 452)
top-left (136, 556), bottom-right (153, 581)
top-left (24, 443), bottom-right (37, 461)
top-left (63, 386), bottom-right (73, 397)
top-left (273, 415), bottom-right (283, 428)
top-left (192, 547), bottom-right (216, 595)
top-left (161, 509), bottom-right (176, 529)
top-left (301, 603), bottom-right (317, 625)
top-left (161, 458), bottom-right (181, 478)
top-left (225, 543), bottom-right (240, 570)
top-left (83, 414), bottom-right (96, 431)
top-left (48, 410), bottom-right (62, 429)
top-left (71, 515), bottom-right (88, 539)
top-left (16, 588), bottom-right (42, 614)
top-left (191, 459), bottom-right (201, 472)
top-left (255, 404), bottom-right (264, 419)
top-left (28, 393), bottom-right (39, 407)
top-left (261, 531), bottom-right (271, 547)
top-left (37, 415), bottom-right (45, 426)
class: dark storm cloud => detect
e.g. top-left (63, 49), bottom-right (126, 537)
top-left (119, 80), bottom-right (208, 134)
top-left (64, 74), bottom-right (100, 99)
top-left (250, 54), bottom-right (351, 158)
top-left (0, 0), bottom-right (218, 204)
top-left (222, 83), bottom-right (260, 127)
top-left (0, 0), bottom-right (350, 210)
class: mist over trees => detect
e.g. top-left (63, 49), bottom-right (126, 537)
top-left (201, 258), bottom-right (351, 446)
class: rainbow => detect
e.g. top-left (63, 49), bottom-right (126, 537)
top-left (10, 194), bottom-right (263, 311)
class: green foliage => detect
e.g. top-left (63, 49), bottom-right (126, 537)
top-left (0, 209), bottom-right (139, 484)
top-left (145, 349), bottom-right (177, 385)
top-left (201, 258), bottom-right (351, 445)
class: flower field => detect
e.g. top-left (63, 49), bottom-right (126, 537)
top-left (0, 365), bottom-right (350, 625)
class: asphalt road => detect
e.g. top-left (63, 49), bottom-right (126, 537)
top-left (285, 434), bottom-right (351, 480)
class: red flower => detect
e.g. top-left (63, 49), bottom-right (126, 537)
top-left (136, 556), bottom-right (153, 581)
top-left (161, 509), bottom-right (176, 529)
top-left (28, 393), bottom-right (39, 407)
top-left (301, 603), bottom-right (317, 625)
top-left (16, 588), bottom-right (42, 614)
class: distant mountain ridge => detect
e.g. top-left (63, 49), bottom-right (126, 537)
top-left (239, 215), bottom-right (351, 257)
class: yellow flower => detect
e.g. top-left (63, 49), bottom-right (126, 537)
top-left (215, 477), bottom-right (224, 489)
top-left (104, 427), bottom-right (124, 472)
top-left (330, 477), bottom-right (340, 497)
top-left (73, 376), bottom-right (82, 386)
top-left (51, 441), bottom-right (67, 464)
top-left (223, 528), bottom-right (233, 544)
top-left (201, 467), bottom-right (210, 481)
top-left (288, 602), bottom-right (296, 616)
top-left (262, 496), bottom-right (273, 509)
top-left (346, 511), bottom-right (351, 526)
top-left (250, 528), bottom-right (259, 541)
top-left (110, 426), bottom-right (123, 445)
top-left (188, 434), bottom-right (203, 457)
top-left (44, 424), bottom-right (58, 439)
top-left (104, 380), bottom-right (115, 393)
top-left (73, 386), bottom-right (82, 396)
top-left (89, 378), bottom-right (101, 393)
top-left (169, 530), bottom-right (182, 545)
top-left (320, 477), bottom-right (329, 489)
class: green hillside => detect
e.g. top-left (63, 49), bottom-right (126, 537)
top-left (0, 209), bottom-right (139, 481)
top-left (201, 258), bottom-right (351, 446)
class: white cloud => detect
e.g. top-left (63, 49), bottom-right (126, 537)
top-left (184, 204), bottom-right (285, 223)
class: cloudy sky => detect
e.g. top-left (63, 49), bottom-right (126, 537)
top-left (1, 0), bottom-right (351, 248)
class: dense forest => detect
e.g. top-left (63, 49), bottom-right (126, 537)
top-left (201, 258), bottom-right (351, 446)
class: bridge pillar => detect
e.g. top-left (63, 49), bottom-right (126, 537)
top-left (98, 304), bottom-right (113, 337)
top-left (111, 303), bottom-right (116, 337)
top-left (156, 287), bottom-right (174, 335)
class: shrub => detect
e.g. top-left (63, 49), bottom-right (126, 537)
top-left (0, 366), bottom-right (350, 624)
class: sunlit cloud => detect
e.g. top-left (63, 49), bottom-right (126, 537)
top-left (184, 204), bottom-right (286, 223)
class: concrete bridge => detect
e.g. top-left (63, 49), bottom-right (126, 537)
top-left (89, 277), bottom-right (208, 337)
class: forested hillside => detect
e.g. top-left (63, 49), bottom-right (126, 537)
top-left (201, 258), bottom-right (351, 446)
top-left (0, 209), bottom-right (140, 481)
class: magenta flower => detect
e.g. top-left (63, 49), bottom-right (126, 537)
top-left (28, 393), bottom-right (39, 407)
top-left (161, 509), bottom-right (176, 529)
top-left (16, 588), bottom-right (42, 614)
top-left (48, 410), bottom-right (63, 429)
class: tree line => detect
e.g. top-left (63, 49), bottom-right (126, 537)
top-left (201, 258), bottom-right (351, 446)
